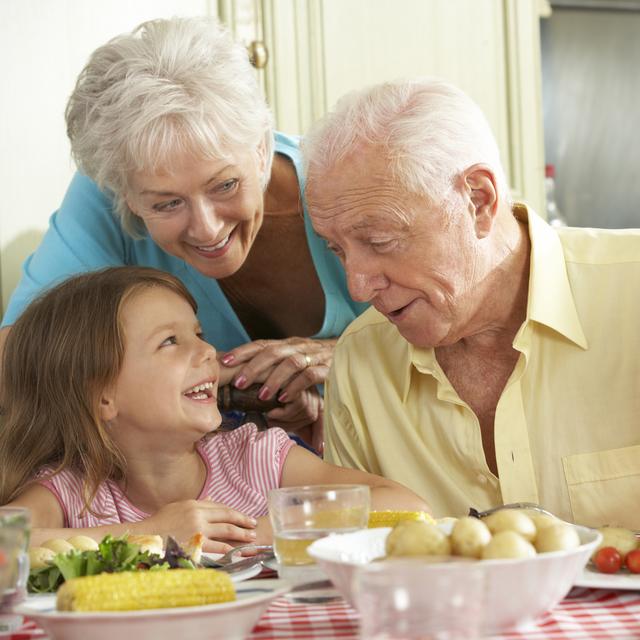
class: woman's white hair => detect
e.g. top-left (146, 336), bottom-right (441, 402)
top-left (303, 77), bottom-right (510, 210)
top-left (66, 16), bottom-right (274, 236)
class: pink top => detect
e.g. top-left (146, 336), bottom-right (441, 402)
top-left (38, 423), bottom-right (295, 527)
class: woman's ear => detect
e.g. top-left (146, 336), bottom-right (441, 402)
top-left (255, 138), bottom-right (268, 177)
top-left (463, 164), bottom-right (498, 239)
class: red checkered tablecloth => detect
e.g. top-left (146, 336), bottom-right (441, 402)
top-left (248, 587), bottom-right (640, 640)
top-left (5, 587), bottom-right (640, 639)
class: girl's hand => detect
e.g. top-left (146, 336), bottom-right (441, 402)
top-left (219, 337), bottom-right (336, 403)
top-left (146, 499), bottom-right (257, 554)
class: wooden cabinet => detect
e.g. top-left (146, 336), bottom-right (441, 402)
top-left (223, 0), bottom-right (546, 213)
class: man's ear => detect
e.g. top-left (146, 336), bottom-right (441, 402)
top-left (463, 164), bottom-right (498, 239)
top-left (98, 391), bottom-right (118, 423)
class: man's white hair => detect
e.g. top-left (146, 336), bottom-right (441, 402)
top-left (66, 16), bottom-right (274, 236)
top-left (303, 77), bottom-right (510, 209)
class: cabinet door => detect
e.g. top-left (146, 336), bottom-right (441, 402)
top-left (254, 0), bottom-right (545, 212)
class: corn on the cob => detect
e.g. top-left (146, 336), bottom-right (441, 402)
top-left (56, 569), bottom-right (235, 612)
top-left (368, 510), bottom-right (435, 528)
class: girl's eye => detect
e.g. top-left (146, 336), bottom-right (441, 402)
top-left (160, 335), bottom-right (178, 347)
top-left (153, 198), bottom-right (183, 213)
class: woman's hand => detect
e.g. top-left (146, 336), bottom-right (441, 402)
top-left (219, 337), bottom-right (336, 402)
top-left (145, 499), bottom-right (257, 554)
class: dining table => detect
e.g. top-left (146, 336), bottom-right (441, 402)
top-left (4, 582), bottom-right (640, 640)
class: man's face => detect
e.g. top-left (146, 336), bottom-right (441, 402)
top-left (307, 148), bottom-right (483, 348)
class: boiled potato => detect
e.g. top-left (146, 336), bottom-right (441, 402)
top-left (594, 526), bottom-right (638, 559)
top-left (483, 510), bottom-right (536, 542)
top-left (450, 517), bottom-right (492, 558)
top-left (481, 530), bottom-right (536, 559)
top-left (386, 520), bottom-right (451, 557)
top-left (67, 535), bottom-right (99, 551)
top-left (29, 546), bottom-right (56, 569)
top-left (41, 538), bottom-right (75, 555)
top-left (534, 523), bottom-right (580, 553)
top-left (526, 512), bottom-right (559, 534)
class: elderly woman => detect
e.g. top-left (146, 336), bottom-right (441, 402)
top-left (0, 17), bottom-right (366, 441)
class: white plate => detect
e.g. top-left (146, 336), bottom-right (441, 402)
top-left (15, 578), bottom-right (290, 640)
top-left (202, 553), bottom-right (263, 582)
top-left (574, 565), bottom-right (640, 591)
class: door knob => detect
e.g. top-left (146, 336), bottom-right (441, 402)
top-left (248, 40), bottom-right (269, 69)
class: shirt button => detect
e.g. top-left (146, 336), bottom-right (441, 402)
top-left (477, 474), bottom-right (488, 485)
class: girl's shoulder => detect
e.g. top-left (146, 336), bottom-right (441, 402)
top-left (200, 423), bottom-right (292, 453)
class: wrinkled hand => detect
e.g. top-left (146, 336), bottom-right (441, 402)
top-left (266, 386), bottom-right (323, 435)
top-left (145, 499), bottom-right (257, 554)
top-left (218, 337), bottom-right (336, 403)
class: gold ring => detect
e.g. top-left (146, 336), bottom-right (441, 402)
top-left (304, 354), bottom-right (312, 368)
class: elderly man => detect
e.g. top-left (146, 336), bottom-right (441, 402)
top-left (302, 78), bottom-right (640, 528)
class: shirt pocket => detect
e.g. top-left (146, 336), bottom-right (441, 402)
top-left (562, 445), bottom-right (640, 529)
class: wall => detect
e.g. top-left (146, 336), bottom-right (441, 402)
top-left (0, 0), bottom-right (212, 314)
top-left (541, 6), bottom-right (640, 228)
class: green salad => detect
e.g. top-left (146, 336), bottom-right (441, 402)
top-left (28, 534), bottom-right (195, 593)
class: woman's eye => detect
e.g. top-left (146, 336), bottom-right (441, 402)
top-left (153, 198), bottom-right (183, 213)
top-left (215, 179), bottom-right (239, 194)
top-left (160, 335), bottom-right (178, 347)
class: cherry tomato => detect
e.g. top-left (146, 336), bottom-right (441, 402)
top-left (593, 546), bottom-right (623, 574)
top-left (625, 549), bottom-right (640, 574)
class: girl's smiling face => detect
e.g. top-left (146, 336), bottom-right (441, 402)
top-left (102, 286), bottom-right (221, 450)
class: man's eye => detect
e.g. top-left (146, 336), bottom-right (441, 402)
top-left (153, 198), bottom-right (183, 213)
top-left (370, 239), bottom-right (396, 252)
top-left (160, 336), bottom-right (178, 347)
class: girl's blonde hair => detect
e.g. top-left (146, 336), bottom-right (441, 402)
top-left (66, 16), bottom-right (274, 236)
top-left (0, 267), bottom-right (197, 510)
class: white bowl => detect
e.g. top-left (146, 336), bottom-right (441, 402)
top-left (308, 523), bottom-right (601, 635)
top-left (14, 578), bottom-right (290, 640)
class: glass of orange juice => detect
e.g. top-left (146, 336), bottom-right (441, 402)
top-left (268, 484), bottom-right (370, 583)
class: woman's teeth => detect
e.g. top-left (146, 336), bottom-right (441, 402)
top-left (198, 234), bottom-right (231, 252)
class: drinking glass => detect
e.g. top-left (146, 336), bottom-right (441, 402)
top-left (353, 557), bottom-right (485, 640)
top-left (268, 484), bottom-right (370, 584)
top-left (0, 507), bottom-right (31, 616)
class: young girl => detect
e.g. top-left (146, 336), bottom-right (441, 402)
top-left (0, 267), bottom-right (428, 552)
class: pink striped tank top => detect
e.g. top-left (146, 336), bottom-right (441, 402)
top-left (37, 423), bottom-right (295, 528)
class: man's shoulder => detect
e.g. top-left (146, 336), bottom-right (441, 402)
top-left (558, 226), bottom-right (640, 266)
top-left (339, 307), bottom-right (393, 339)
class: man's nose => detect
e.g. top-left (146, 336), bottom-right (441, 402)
top-left (346, 263), bottom-right (386, 303)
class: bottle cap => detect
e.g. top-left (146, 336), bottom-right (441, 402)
top-left (545, 164), bottom-right (555, 178)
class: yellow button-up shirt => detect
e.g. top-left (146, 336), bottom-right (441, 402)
top-left (325, 205), bottom-right (640, 528)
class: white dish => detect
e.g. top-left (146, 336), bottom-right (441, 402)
top-left (201, 553), bottom-right (263, 582)
top-left (574, 565), bottom-right (640, 591)
top-left (14, 578), bottom-right (290, 640)
top-left (308, 523), bottom-right (601, 636)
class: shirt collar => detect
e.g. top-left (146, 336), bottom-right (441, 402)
top-left (403, 203), bottom-right (588, 400)
top-left (515, 203), bottom-right (588, 350)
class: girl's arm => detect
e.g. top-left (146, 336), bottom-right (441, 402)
top-left (280, 445), bottom-right (430, 512)
top-left (6, 484), bottom-right (257, 553)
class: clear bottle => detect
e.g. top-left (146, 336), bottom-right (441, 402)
top-left (544, 164), bottom-right (567, 227)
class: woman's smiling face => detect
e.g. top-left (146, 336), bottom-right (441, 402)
top-left (126, 145), bottom-right (266, 279)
